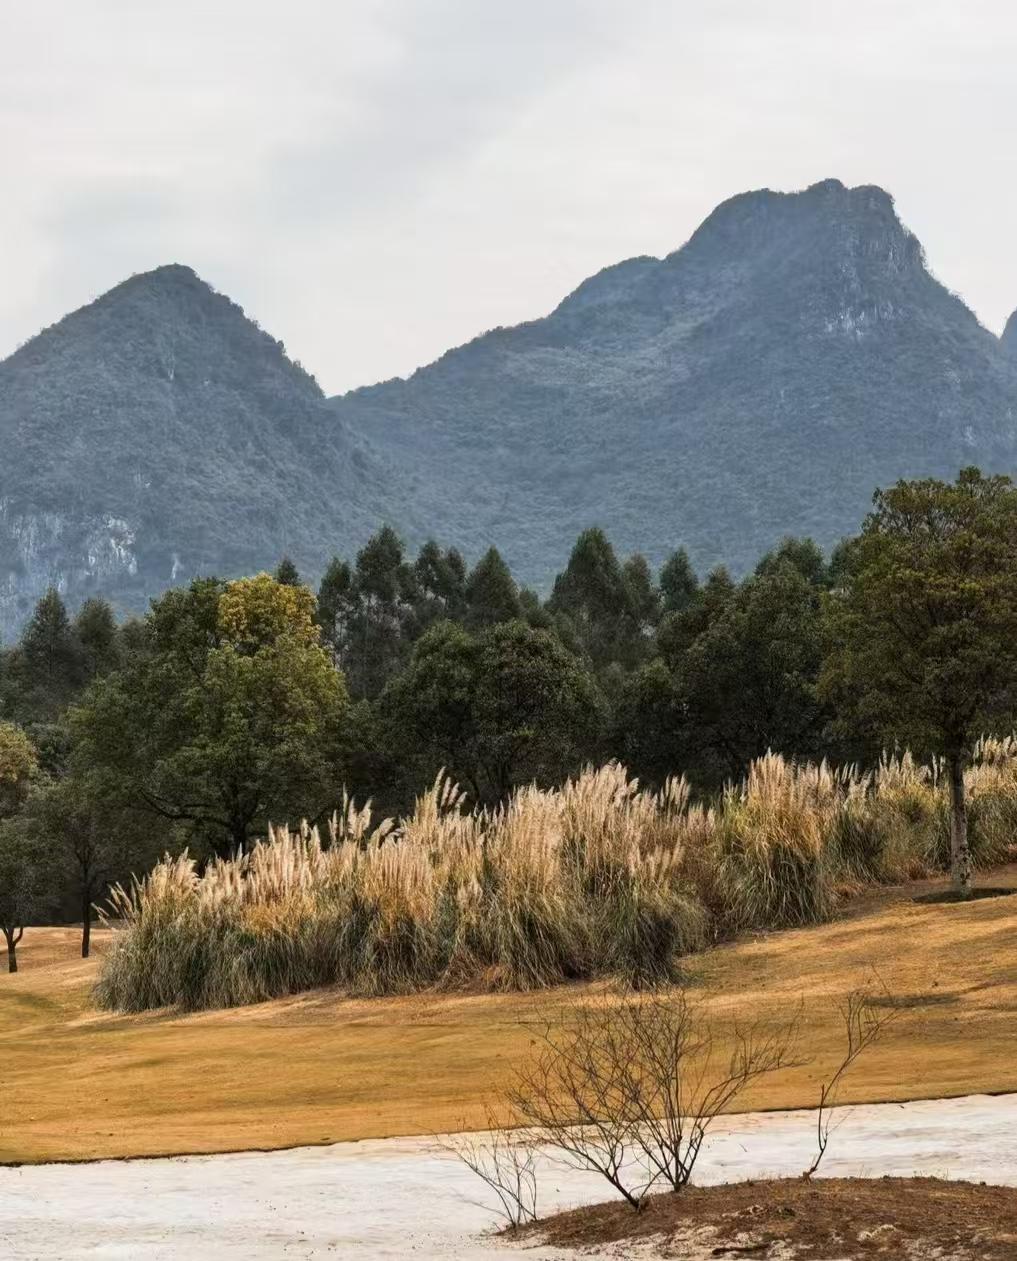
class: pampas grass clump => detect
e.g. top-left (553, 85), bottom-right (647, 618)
top-left (97, 740), bottom-right (1017, 1013)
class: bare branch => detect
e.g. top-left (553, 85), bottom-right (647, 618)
top-left (438, 1112), bottom-right (539, 1230)
top-left (802, 988), bottom-right (901, 1179)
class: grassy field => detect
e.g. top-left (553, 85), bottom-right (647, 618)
top-left (2, 868), bottom-right (1015, 1165)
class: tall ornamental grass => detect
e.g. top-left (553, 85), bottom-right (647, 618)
top-left (96, 744), bottom-right (1017, 1012)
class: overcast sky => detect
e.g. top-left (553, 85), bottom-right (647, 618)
top-left (2, 0), bottom-right (1016, 394)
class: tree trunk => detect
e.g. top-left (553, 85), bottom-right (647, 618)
top-left (230, 818), bottom-right (249, 857)
top-left (81, 891), bottom-right (92, 959)
top-left (3, 927), bottom-right (19, 973)
top-left (947, 751), bottom-right (973, 900)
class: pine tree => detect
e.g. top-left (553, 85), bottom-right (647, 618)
top-left (549, 528), bottom-right (637, 669)
top-left (464, 547), bottom-right (521, 628)
top-left (274, 556), bottom-right (301, 586)
top-left (19, 588), bottom-right (84, 706)
top-left (659, 548), bottom-right (699, 614)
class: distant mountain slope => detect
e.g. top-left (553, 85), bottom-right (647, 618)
top-left (0, 266), bottom-right (403, 637)
top-left (5, 181), bottom-right (1017, 638)
top-left (1003, 309), bottom-right (1017, 359)
top-left (331, 179), bottom-right (1017, 586)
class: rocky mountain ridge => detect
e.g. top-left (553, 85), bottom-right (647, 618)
top-left (3, 180), bottom-right (1016, 637)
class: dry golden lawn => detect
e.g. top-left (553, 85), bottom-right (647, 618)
top-left (2, 868), bottom-right (1015, 1164)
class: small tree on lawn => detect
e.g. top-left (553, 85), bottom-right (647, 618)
top-left (0, 823), bottom-right (45, 972)
top-left (821, 468), bottom-right (1017, 899)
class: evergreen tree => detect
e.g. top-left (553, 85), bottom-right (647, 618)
top-left (274, 556), bottom-right (301, 586)
top-left (317, 556), bottom-right (355, 660)
top-left (347, 526), bottom-right (413, 698)
top-left (20, 588), bottom-right (84, 703)
top-left (464, 547), bottom-right (521, 628)
top-left (409, 540), bottom-right (467, 634)
top-left (0, 823), bottom-right (45, 973)
top-left (659, 548), bottom-right (699, 614)
top-left (381, 619), bottom-right (604, 802)
top-left (615, 658), bottom-right (688, 785)
top-left (548, 528), bottom-right (638, 669)
top-left (72, 575), bottom-right (349, 857)
top-left (755, 536), bottom-right (827, 586)
top-left (0, 722), bottom-right (37, 818)
top-left (680, 560), bottom-right (827, 781)
top-left (74, 598), bottom-right (119, 679)
top-left (622, 553), bottom-right (661, 634)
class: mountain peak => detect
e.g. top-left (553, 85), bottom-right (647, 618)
top-left (96, 262), bottom-right (219, 312)
top-left (677, 178), bottom-right (909, 263)
top-left (1002, 309), bottom-right (1017, 358)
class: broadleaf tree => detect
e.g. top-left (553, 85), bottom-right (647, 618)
top-left (820, 468), bottom-right (1017, 898)
top-left (72, 574), bottom-right (349, 857)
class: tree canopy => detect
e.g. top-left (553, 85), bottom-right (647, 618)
top-left (72, 574), bottom-right (350, 856)
top-left (821, 468), bottom-right (1017, 895)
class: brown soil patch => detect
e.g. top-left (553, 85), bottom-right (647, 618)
top-left (528, 1176), bottom-right (1017, 1259)
top-left (1, 865), bottom-right (1015, 1163)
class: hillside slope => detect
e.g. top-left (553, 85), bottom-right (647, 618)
top-left (2, 871), bottom-right (1015, 1162)
top-left (332, 179), bottom-right (1017, 585)
top-left (0, 266), bottom-right (402, 637)
top-left (5, 182), bottom-right (1017, 635)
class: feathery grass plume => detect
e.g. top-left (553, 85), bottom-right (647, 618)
top-left (716, 752), bottom-right (836, 930)
top-left (867, 753), bottom-right (945, 880)
top-left (96, 739), bottom-right (1017, 1013)
top-left (966, 736), bottom-right (1017, 867)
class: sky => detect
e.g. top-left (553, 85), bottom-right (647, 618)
top-left (2, 0), bottom-right (1017, 395)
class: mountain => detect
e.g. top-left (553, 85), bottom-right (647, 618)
top-left (331, 178), bottom-right (1017, 586)
top-left (1003, 309), bottom-right (1017, 360)
top-left (5, 181), bottom-right (1017, 638)
top-left (0, 265), bottom-right (408, 638)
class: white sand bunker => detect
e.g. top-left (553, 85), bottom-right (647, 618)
top-left (0, 1093), bottom-right (1014, 1260)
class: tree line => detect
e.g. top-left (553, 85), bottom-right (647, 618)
top-left (2, 466), bottom-right (1015, 966)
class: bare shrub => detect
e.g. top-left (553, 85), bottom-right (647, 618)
top-left (612, 994), bottom-right (802, 1194)
top-left (440, 1112), bottom-right (539, 1230)
top-left (802, 989), bottom-right (901, 1179)
top-left (507, 994), bottom-right (802, 1209)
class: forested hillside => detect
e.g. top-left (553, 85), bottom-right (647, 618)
top-left (0, 266), bottom-right (409, 637)
top-left (4, 180), bottom-right (1017, 637)
top-left (333, 179), bottom-right (1017, 585)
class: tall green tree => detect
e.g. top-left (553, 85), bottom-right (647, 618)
top-left (317, 556), bottom-right (356, 661)
top-left (72, 574), bottom-right (349, 857)
top-left (0, 823), bottom-right (45, 972)
top-left (659, 548), bottom-right (700, 614)
top-left (464, 547), bottom-right (521, 628)
top-left (615, 657), bottom-right (688, 785)
top-left (821, 468), bottom-right (1017, 898)
top-left (622, 554), bottom-right (661, 635)
top-left (274, 556), bottom-right (301, 586)
top-left (74, 598), bottom-right (120, 679)
top-left (408, 540), bottom-right (467, 635)
top-left (549, 528), bottom-right (642, 670)
top-left (17, 773), bottom-right (164, 958)
top-left (5, 589), bottom-right (85, 721)
top-left (381, 619), bottom-right (604, 802)
top-left (349, 526), bottom-right (412, 697)
top-left (755, 536), bottom-right (828, 586)
top-left (680, 559), bottom-right (827, 781)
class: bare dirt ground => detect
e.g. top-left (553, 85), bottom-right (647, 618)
top-left (531, 1177), bottom-right (1017, 1259)
top-left (1, 866), bottom-right (1015, 1164)
top-left (0, 1093), bottom-right (1014, 1259)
